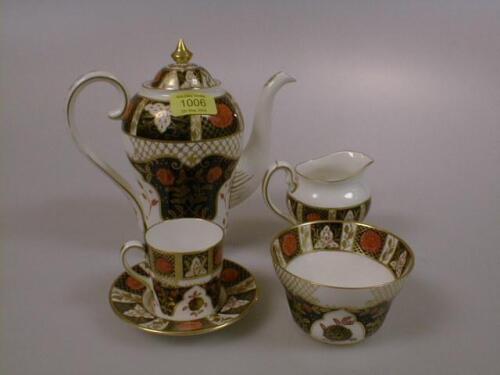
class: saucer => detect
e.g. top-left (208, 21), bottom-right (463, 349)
top-left (109, 259), bottom-right (258, 336)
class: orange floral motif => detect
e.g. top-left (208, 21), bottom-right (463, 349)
top-left (282, 233), bottom-right (298, 257)
top-left (221, 268), bottom-right (239, 282)
top-left (126, 276), bottom-right (145, 290)
top-left (156, 168), bottom-right (175, 186)
top-left (207, 166), bottom-right (223, 183)
top-left (306, 213), bottom-right (321, 222)
top-left (360, 230), bottom-right (383, 254)
top-left (155, 258), bottom-right (174, 273)
top-left (177, 320), bottom-right (204, 331)
top-left (209, 103), bottom-right (234, 128)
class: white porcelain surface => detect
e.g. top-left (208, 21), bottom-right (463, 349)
top-left (229, 72), bottom-right (296, 208)
top-left (290, 173), bottom-right (370, 208)
top-left (146, 218), bottom-right (223, 252)
top-left (291, 151), bottom-right (372, 207)
top-left (262, 151), bottom-right (373, 223)
top-left (295, 151), bottom-right (373, 182)
top-left (286, 251), bottom-right (395, 288)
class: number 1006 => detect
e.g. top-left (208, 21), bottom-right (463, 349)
top-left (181, 98), bottom-right (206, 107)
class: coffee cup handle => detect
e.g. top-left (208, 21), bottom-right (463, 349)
top-left (262, 161), bottom-right (299, 224)
top-left (120, 241), bottom-right (154, 291)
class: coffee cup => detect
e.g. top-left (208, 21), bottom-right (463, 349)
top-left (121, 218), bottom-right (224, 321)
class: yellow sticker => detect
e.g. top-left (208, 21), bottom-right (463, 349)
top-left (170, 92), bottom-right (217, 117)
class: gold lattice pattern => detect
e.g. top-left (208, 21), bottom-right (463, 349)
top-left (127, 134), bottom-right (241, 167)
top-left (370, 279), bottom-right (404, 303)
top-left (275, 266), bottom-right (319, 304)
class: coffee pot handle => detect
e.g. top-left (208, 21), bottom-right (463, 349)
top-left (120, 241), bottom-right (154, 291)
top-left (261, 161), bottom-right (299, 224)
top-left (66, 71), bottom-right (146, 232)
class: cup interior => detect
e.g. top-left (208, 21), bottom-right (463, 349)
top-left (146, 218), bottom-right (223, 253)
top-left (286, 251), bottom-right (395, 288)
top-left (271, 220), bottom-right (414, 289)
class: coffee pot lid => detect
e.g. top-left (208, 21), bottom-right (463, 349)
top-left (146, 39), bottom-right (220, 90)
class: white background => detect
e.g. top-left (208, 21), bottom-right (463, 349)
top-left (1, 1), bottom-right (499, 374)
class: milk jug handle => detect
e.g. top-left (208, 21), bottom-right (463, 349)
top-left (66, 71), bottom-right (146, 231)
top-left (261, 161), bottom-right (299, 224)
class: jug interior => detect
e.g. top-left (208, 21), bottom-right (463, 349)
top-left (295, 151), bottom-right (373, 182)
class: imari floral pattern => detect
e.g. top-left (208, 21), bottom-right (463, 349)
top-left (271, 220), bottom-right (414, 344)
top-left (313, 225), bottom-right (340, 249)
top-left (148, 243), bottom-right (222, 284)
top-left (132, 155), bottom-right (238, 221)
top-left (109, 259), bottom-right (257, 336)
top-left (287, 195), bottom-right (371, 223)
top-left (123, 95), bottom-right (241, 141)
top-left (183, 255), bottom-right (208, 278)
top-left (121, 90), bottom-right (244, 227)
top-left (272, 221), bottom-right (413, 281)
top-left (152, 277), bottom-right (221, 317)
top-left (149, 63), bottom-right (220, 91)
top-left (287, 292), bottom-right (391, 344)
top-left (144, 103), bottom-right (171, 133)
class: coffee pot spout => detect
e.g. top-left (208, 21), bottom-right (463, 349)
top-left (229, 72), bottom-right (295, 207)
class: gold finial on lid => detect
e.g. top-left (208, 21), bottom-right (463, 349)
top-left (171, 39), bottom-right (193, 64)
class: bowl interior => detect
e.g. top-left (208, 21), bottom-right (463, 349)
top-left (271, 220), bottom-right (414, 289)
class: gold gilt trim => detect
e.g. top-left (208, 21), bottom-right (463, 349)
top-left (123, 128), bottom-right (243, 144)
top-left (108, 260), bottom-right (259, 337)
top-left (148, 247), bottom-right (222, 284)
top-left (270, 220), bottom-right (415, 291)
top-left (190, 115), bottom-right (202, 141)
top-left (125, 133), bottom-right (241, 166)
top-left (148, 244), bottom-right (219, 259)
top-left (130, 98), bottom-right (147, 136)
top-left (171, 39), bottom-right (193, 64)
top-left (288, 194), bottom-right (372, 211)
top-left (294, 150), bottom-right (374, 183)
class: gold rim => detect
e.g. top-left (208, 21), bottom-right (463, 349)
top-left (122, 128), bottom-right (243, 143)
top-left (294, 150), bottom-right (374, 183)
top-left (287, 194), bottom-right (371, 211)
top-left (122, 124), bottom-right (243, 144)
top-left (109, 259), bottom-right (258, 337)
top-left (141, 79), bottom-right (222, 91)
top-left (126, 152), bottom-right (241, 166)
top-left (145, 218), bottom-right (224, 255)
top-left (270, 220), bottom-right (415, 291)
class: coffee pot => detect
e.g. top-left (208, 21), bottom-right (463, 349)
top-left (66, 39), bottom-right (295, 231)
